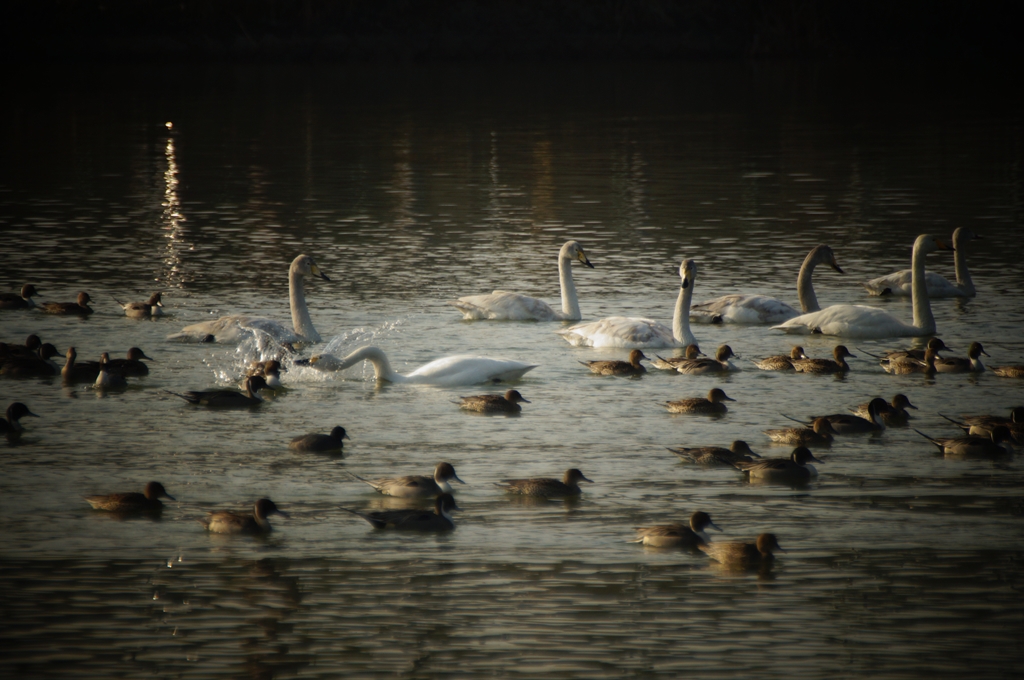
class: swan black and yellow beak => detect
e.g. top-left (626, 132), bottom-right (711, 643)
top-left (830, 256), bottom-right (844, 274)
top-left (311, 262), bottom-right (331, 282)
top-left (578, 250), bottom-right (595, 269)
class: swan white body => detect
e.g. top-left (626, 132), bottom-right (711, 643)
top-left (168, 254), bottom-right (329, 344)
top-left (556, 259), bottom-right (698, 349)
top-left (772, 235), bottom-right (950, 340)
top-left (307, 346), bottom-right (537, 387)
top-left (863, 227), bottom-right (979, 297)
top-left (450, 240), bottom-right (594, 321)
top-left (690, 244), bottom-right (843, 324)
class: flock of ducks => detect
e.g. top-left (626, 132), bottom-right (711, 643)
top-left (3, 231), bottom-right (1022, 570)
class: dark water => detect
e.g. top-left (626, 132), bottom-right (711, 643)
top-left (1, 61), bottom-right (1023, 679)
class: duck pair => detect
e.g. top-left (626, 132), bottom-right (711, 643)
top-left (879, 340), bottom-right (988, 374)
top-left (62, 347), bottom-right (155, 384)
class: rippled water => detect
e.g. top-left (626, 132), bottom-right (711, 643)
top-left (2, 61), bottom-right (1023, 679)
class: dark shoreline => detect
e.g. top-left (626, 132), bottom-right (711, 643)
top-left (4, 0), bottom-right (1020, 62)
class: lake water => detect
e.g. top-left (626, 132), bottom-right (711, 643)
top-left (1, 61), bottom-right (1023, 679)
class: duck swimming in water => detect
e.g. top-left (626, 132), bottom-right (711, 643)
top-left (732, 446), bottom-right (822, 483)
top-left (752, 346), bottom-right (808, 371)
top-left (665, 388), bottom-right (735, 415)
top-left (457, 389), bottom-right (530, 413)
top-left (200, 498), bottom-right (288, 534)
top-left (632, 511), bottom-right (722, 548)
top-left (791, 345), bottom-right (855, 374)
top-left (342, 493), bottom-right (459, 532)
top-left (496, 468), bottom-right (593, 498)
top-left (289, 426), bottom-right (350, 452)
top-left (0, 284), bottom-right (40, 310)
top-left (580, 349), bottom-right (647, 376)
top-left (699, 533), bottom-right (784, 570)
top-left (763, 417), bottom-right (837, 447)
top-left (115, 292), bottom-right (164, 318)
top-left (40, 291), bottom-right (93, 315)
top-left (347, 462), bottom-right (465, 498)
top-left (667, 440), bottom-right (760, 466)
top-left (167, 375), bottom-right (270, 408)
top-left (84, 481), bottom-right (175, 513)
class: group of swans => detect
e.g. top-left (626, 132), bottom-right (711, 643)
top-left (166, 231), bottom-right (976, 387)
top-left (862, 227), bottom-right (979, 298)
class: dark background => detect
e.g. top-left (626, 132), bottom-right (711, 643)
top-left (5, 0), bottom-right (1021, 61)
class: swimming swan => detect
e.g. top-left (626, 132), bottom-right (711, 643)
top-left (771, 234), bottom-right (951, 339)
top-left (863, 227), bottom-right (979, 297)
top-left (168, 254), bottom-right (329, 345)
top-left (555, 259), bottom-right (698, 348)
top-left (304, 346), bottom-right (537, 387)
top-left (690, 244), bottom-right (844, 324)
top-left (450, 240), bottom-right (594, 320)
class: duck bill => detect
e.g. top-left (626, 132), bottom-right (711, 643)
top-left (906, 403), bottom-right (918, 410)
top-left (520, 397), bottom-right (532, 403)
top-left (707, 521), bottom-right (723, 532)
top-left (26, 410), bottom-right (41, 418)
top-left (163, 493), bottom-right (177, 501)
top-left (580, 475), bottom-right (594, 483)
top-left (452, 475), bottom-right (467, 485)
top-left (343, 433), bottom-right (352, 440)
top-left (275, 510), bottom-right (291, 518)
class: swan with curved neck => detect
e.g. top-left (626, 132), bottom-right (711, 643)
top-left (863, 227), bottom-right (979, 297)
top-left (168, 254), bottom-right (329, 345)
top-left (772, 234), bottom-right (951, 339)
top-left (306, 346), bottom-right (537, 387)
top-left (555, 259), bottom-right (698, 348)
top-left (450, 240), bottom-right (594, 321)
top-left (690, 244), bottom-right (844, 324)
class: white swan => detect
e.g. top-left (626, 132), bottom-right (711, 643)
top-left (863, 227), bottom-right (979, 297)
top-left (167, 254), bottom-right (329, 345)
top-left (689, 244), bottom-right (843, 324)
top-left (449, 240), bottom-right (594, 321)
top-left (772, 234), bottom-right (952, 339)
top-left (303, 346), bottom-right (537, 387)
top-left (555, 259), bottom-right (698, 348)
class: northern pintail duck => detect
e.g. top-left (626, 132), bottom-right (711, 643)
top-left (106, 347), bottom-right (155, 376)
top-left (651, 344), bottom-right (703, 370)
top-left (668, 440), bottom-right (761, 466)
top-left (665, 388), bottom-right (734, 415)
top-left (342, 493), bottom-right (459, 531)
top-left (810, 397), bottom-right (890, 433)
top-left (878, 337), bottom-right (951, 363)
top-left (496, 468), bottom-right (593, 498)
top-left (115, 292), bottom-right (164, 318)
top-left (916, 426), bottom-right (1015, 458)
top-left (200, 498), bottom-right (288, 534)
top-left (167, 375), bottom-right (270, 407)
top-left (699, 533), bottom-right (784, 570)
top-left (880, 347), bottom-right (939, 375)
top-left (0, 343), bottom-right (61, 378)
top-left (764, 417), bottom-right (837, 447)
top-left (752, 346), bottom-right (808, 371)
top-left (40, 291), bottom-right (93, 315)
top-left (580, 349), bottom-right (647, 376)
top-left (0, 334), bottom-right (43, 360)
top-left (792, 345), bottom-right (855, 374)
top-left (632, 511), bottom-right (722, 548)
top-left (0, 284), bottom-right (40, 310)
top-left (95, 353), bottom-right (128, 389)
top-left (458, 389), bottom-right (530, 413)
top-left (247, 359), bottom-right (284, 388)
top-left (289, 426), bottom-right (349, 452)
top-left (991, 364), bottom-right (1024, 378)
top-left (85, 481), bottom-right (175, 513)
top-left (733, 446), bottom-right (822, 483)
top-left (673, 344), bottom-right (736, 375)
top-left (852, 393), bottom-right (917, 426)
top-left (61, 346), bottom-right (100, 383)
top-left (940, 408), bottom-right (1024, 444)
top-left (0, 402), bottom-right (40, 435)
top-left (933, 341), bottom-right (988, 373)
top-left (347, 462), bottom-right (465, 498)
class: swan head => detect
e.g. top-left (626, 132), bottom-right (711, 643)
top-left (292, 254), bottom-right (330, 282)
top-left (916, 234), bottom-right (954, 254)
top-left (809, 244), bottom-right (844, 273)
top-left (953, 227), bottom-right (981, 246)
top-left (679, 259), bottom-right (696, 289)
top-left (561, 240), bottom-right (595, 269)
top-left (792, 446), bottom-right (822, 465)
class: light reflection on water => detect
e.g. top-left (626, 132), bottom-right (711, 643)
top-left (1, 61), bottom-right (1023, 678)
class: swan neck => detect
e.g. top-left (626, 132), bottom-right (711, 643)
top-left (289, 265), bottom-right (320, 343)
top-left (343, 346), bottom-right (404, 383)
top-left (796, 250), bottom-right (820, 312)
top-left (911, 239), bottom-right (936, 333)
top-left (952, 233), bottom-right (974, 293)
top-left (557, 254), bottom-right (581, 320)
top-left (672, 278), bottom-right (696, 347)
